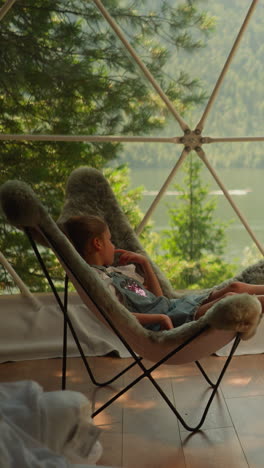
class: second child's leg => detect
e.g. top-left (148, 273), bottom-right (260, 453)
top-left (195, 288), bottom-right (264, 320)
top-left (206, 281), bottom-right (264, 303)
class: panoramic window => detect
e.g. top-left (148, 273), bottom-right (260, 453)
top-left (0, 0), bottom-right (263, 293)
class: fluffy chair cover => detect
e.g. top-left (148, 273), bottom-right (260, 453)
top-left (0, 179), bottom-right (262, 364)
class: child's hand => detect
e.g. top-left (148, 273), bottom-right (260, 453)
top-left (158, 315), bottom-right (174, 330)
top-left (115, 249), bottom-right (146, 266)
top-left (115, 249), bottom-right (163, 297)
top-left (133, 312), bottom-right (174, 330)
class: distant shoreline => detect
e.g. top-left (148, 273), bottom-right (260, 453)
top-left (142, 189), bottom-right (252, 196)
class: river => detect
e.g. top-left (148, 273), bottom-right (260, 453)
top-left (129, 167), bottom-right (264, 266)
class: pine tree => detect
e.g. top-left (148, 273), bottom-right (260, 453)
top-left (163, 154), bottom-right (227, 261)
top-left (160, 154), bottom-right (235, 288)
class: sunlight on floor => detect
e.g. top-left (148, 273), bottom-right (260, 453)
top-left (54, 370), bottom-right (74, 378)
top-left (227, 376), bottom-right (252, 386)
top-left (93, 412), bottom-right (116, 427)
top-left (118, 392), bottom-right (157, 409)
top-left (54, 369), bottom-right (86, 383)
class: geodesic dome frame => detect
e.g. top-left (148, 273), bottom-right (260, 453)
top-left (0, 0), bottom-right (263, 290)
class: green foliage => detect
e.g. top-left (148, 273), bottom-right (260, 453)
top-left (1, 224), bottom-right (63, 293)
top-left (152, 254), bottom-right (236, 290)
top-left (240, 243), bottom-right (263, 270)
top-left (141, 228), bottom-right (236, 290)
top-left (157, 153), bottom-right (236, 288)
top-left (162, 154), bottom-right (228, 260)
top-left (0, 0), bottom-right (212, 142)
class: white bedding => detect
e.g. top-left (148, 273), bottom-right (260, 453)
top-left (0, 291), bottom-right (263, 361)
top-left (0, 380), bottom-right (105, 468)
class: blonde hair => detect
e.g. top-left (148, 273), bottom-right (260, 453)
top-left (63, 215), bottom-right (107, 258)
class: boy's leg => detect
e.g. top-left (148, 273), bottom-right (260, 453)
top-left (208, 282), bottom-right (264, 302)
top-left (196, 291), bottom-right (264, 320)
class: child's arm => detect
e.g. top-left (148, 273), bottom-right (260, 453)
top-left (133, 313), bottom-right (173, 330)
top-left (115, 249), bottom-right (163, 297)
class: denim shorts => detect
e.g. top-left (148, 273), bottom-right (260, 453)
top-left (166, 292), bottom-right (210, 327)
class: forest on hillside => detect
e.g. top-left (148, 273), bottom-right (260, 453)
top-left (118, 0), bottom-right (264, 169)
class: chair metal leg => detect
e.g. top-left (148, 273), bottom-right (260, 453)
top-left (92, 334), bottom-right (241, 432)
top-left (195, 360), bottom-right (217, 387)
top-left (61, 274), bottom-right (69, 390)
top-left (195, 334), bottom-right (241, 388)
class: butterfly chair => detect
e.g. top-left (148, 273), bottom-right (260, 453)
top-left (0, 176), bottom-right (262, 432)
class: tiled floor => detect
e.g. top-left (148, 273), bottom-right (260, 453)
top-left (1, 353), bottom-right (264, 467)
